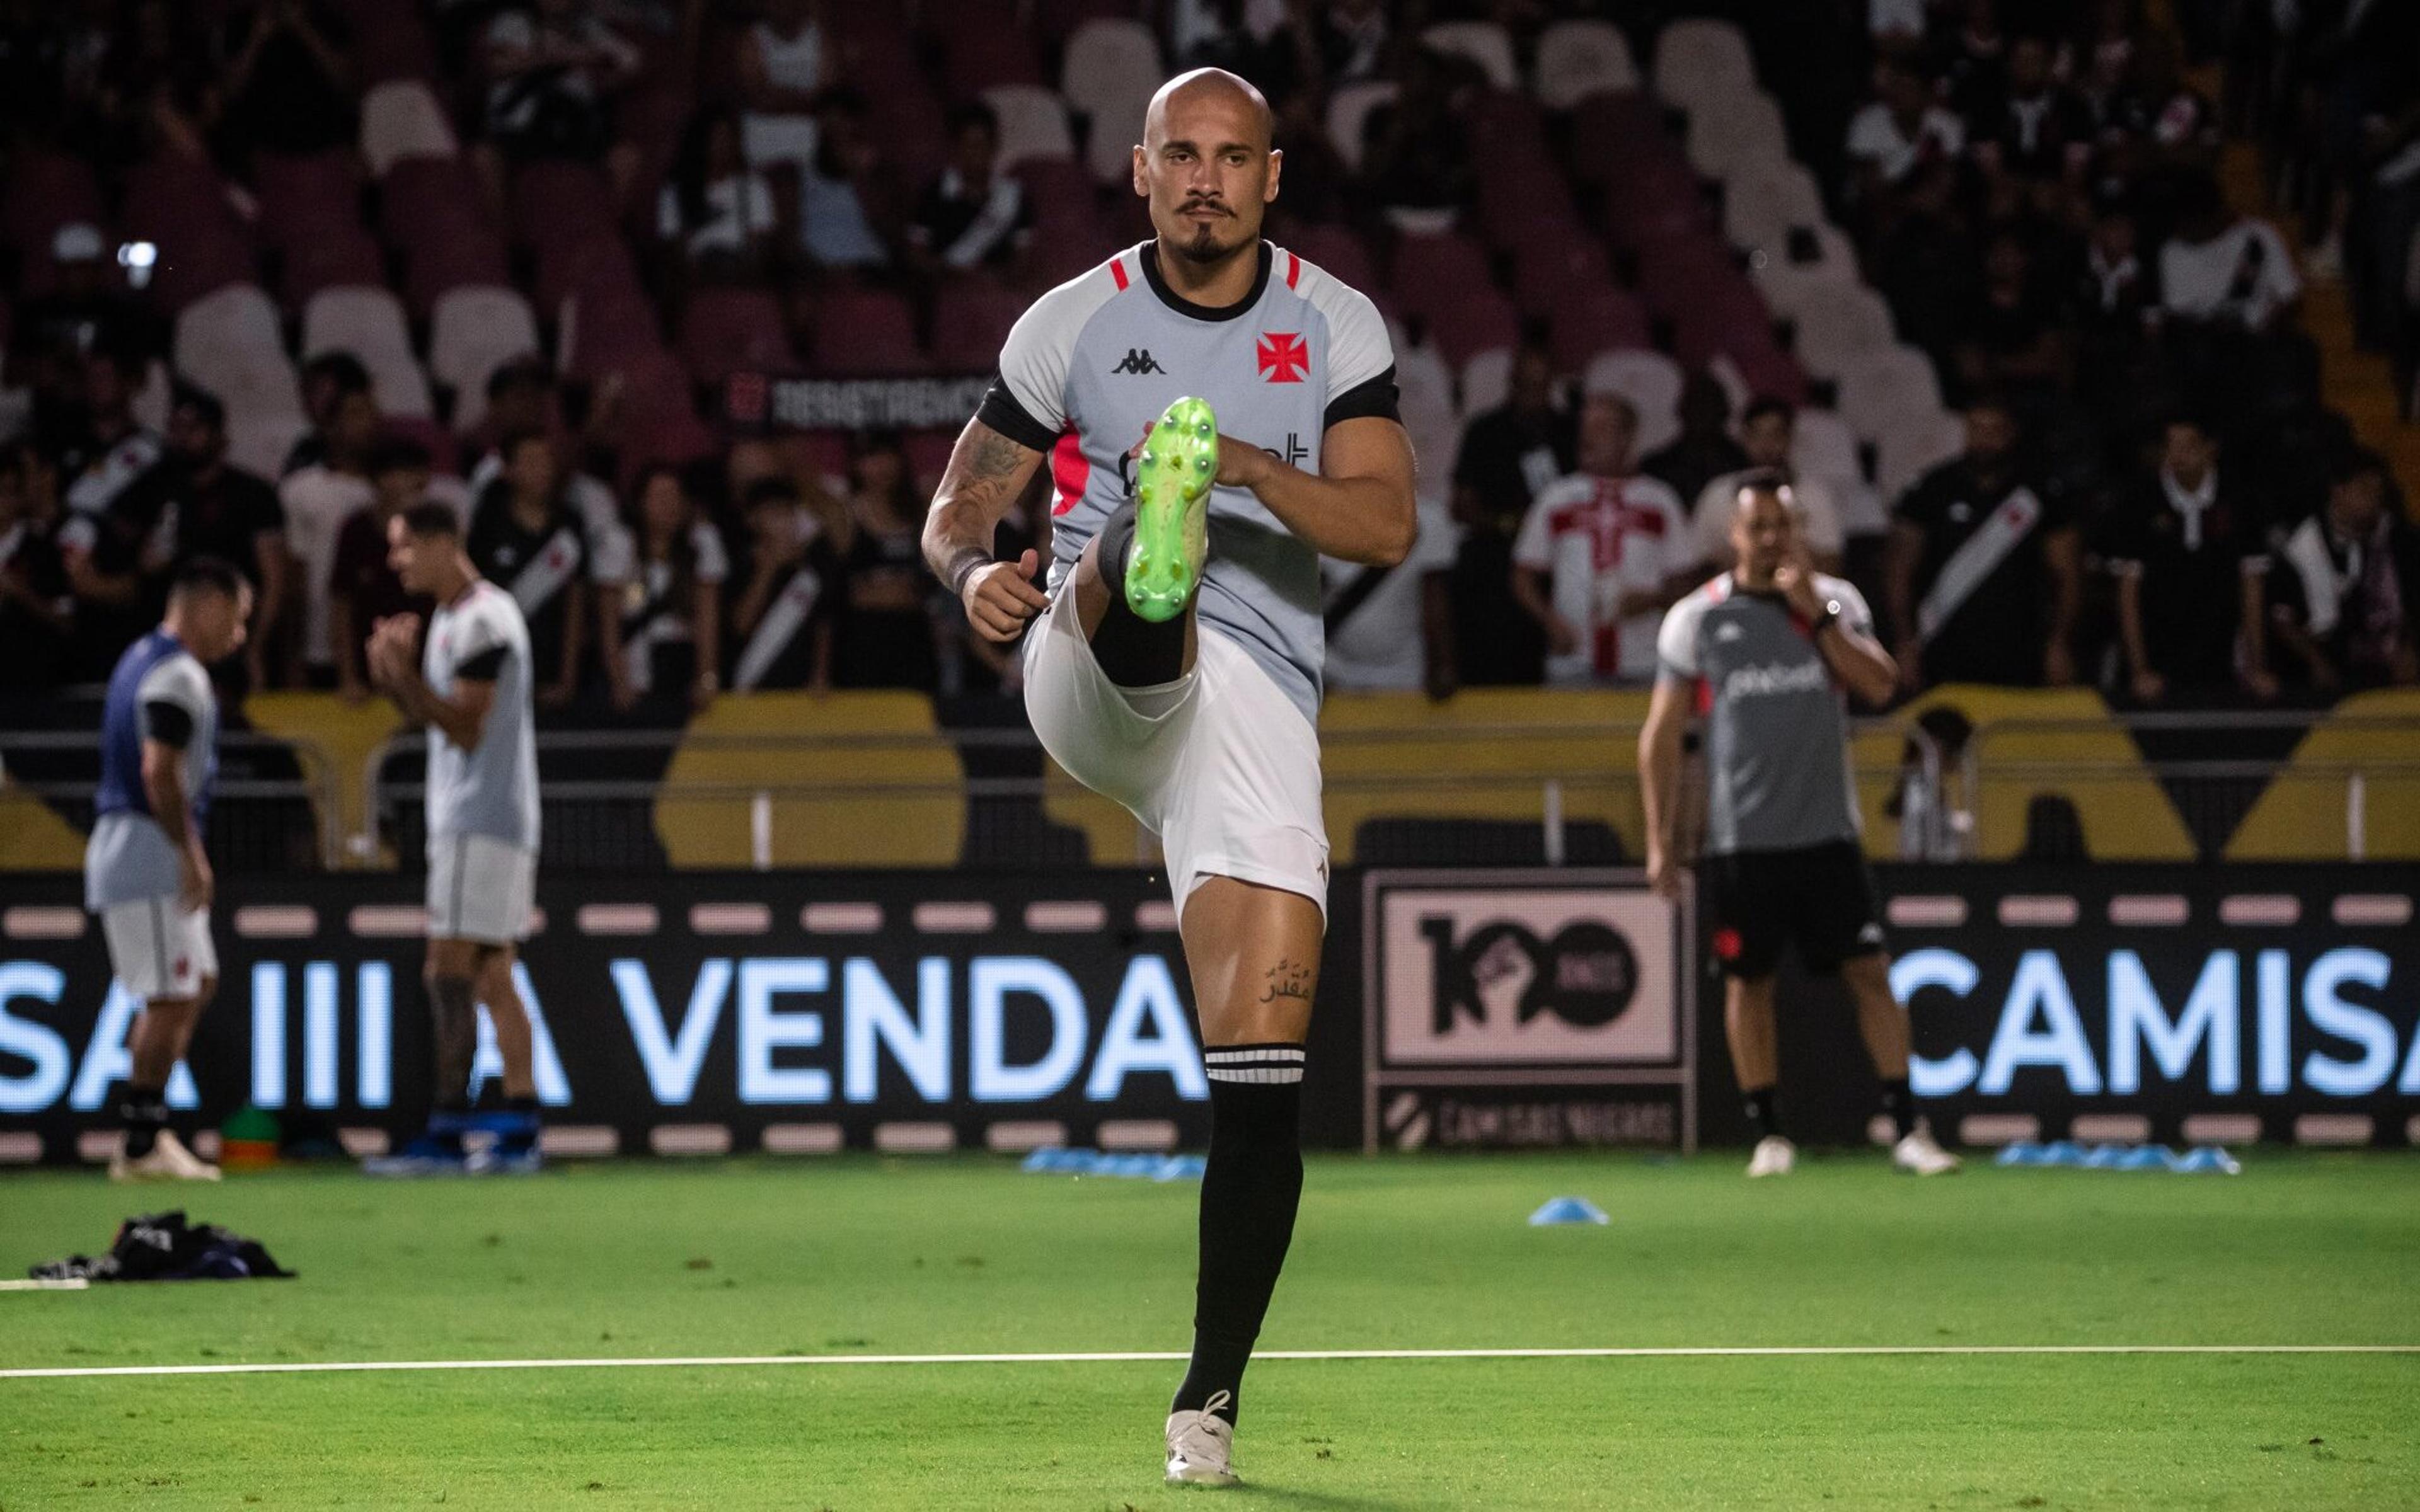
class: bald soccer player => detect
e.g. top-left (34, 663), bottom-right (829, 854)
top-left (923, 69), bottom-right (1415, 1487)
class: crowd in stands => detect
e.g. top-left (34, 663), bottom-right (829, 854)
top-left (1, 0), bottom-right (2413, 731)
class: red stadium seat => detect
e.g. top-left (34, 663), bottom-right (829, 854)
top-left (378, 157), bottom-right (492, 248)
top-left (401, 226), bottom-right (511, 316)
top-left (1284, 222), bottom-right (1378, 295)
top-left (535, 236), bottom-right (648, 321)
top-left (254, 151), bottom-right (366, 253)
top-left (1511, 231), bottom-right (1611, 317)
top-left (810, 288), bottom-right (926, 375)
top-left (1, 149), bottom-right (106, 256)
top-left (562, 286), bottom-right (666, 381)
top-left (1386, 231), bottom-right (1493, 324)
top-left (678, 287), bottom-right (798, 384)
top-left (1567, 91), bottom-right (1674, 188)
top-left (1422, 286), bottom-right (1521, 367)
top-left (334, 0), bottom-right (439, 84)
top-left (512, 161), bottom-right (618, 252)
top-left (930, 279), bottom-right (1027, 374)
top-left (280, 225), bottom-right (389, 309)
top-left (1548, 285), bottom-right (1652, 371)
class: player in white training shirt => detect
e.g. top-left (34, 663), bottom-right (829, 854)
top-left (922, 69), bottom-right (1415, 1489)
top-left (362, 503), bottom-right (545, 1176)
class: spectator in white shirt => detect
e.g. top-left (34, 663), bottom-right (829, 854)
top-left (656, 105), bottom-right (776, 278)
top-left (1512, 393), bottom-right (1695, 685)
top-left (1847, 57), bottom-right (1967, 198)
top-left (2159, 175), bottom-right (2302, 333)
top-left (277, 375), bottom-right (381, 685)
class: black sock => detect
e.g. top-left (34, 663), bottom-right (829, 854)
top-left (1173, 1045), bottom-right (1306, 1426)
top-left (429, 975), bottom-right (478, 1116)
top-left (1743, 1085), bottom-right (1781, 1141)
top-left (1879, 1077), bottom-right (1915, 1139)
top-left (1087, 501), bottom-right (1188, 687)
top-left (118, 1085), bottom-right (168, 1158)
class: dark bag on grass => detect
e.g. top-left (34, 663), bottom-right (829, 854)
top-left (29, 1210), bottom-right (294, 1282)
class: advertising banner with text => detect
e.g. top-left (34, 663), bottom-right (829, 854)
top-left (0, 873), bottom-right (1219, 1162)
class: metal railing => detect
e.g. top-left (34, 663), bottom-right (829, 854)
top-left (1, 729), bottom-right (344, 871)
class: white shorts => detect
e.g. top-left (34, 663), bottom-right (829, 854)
top-left (426, 832), bottom-right (536, 944)
top-left (100, 896), bottom-right (217, 1002)
top-left (1023, 587), bottom-right (1329, 924)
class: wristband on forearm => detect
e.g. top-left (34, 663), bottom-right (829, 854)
top-left (945, 546), bottom-right (991, 598)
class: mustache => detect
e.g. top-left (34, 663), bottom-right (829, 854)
top-left (1179, 198), bottom-right (1231, 215)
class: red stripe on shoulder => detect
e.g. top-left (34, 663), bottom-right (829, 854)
top-left (1284, 250), bottom-right (1301, 289)
top-left (1109, 256), bottom-right (1129, 291)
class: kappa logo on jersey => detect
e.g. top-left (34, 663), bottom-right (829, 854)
top-left (1256, 331), bottom-right (1309, 383)
top-left (1110, 348), bottom-right (1166, 375)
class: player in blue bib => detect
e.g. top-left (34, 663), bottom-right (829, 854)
top-left (86, 557), bottom-right (251, 1181)
top-left (923, 68), bottom-right (1417, 1489)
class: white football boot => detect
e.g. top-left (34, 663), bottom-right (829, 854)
top-left (110, 1130), bottom-right (222, 1183)
top-left (1746, 1134), bottom-right (1796, 1177)
top-left (1891, 1124), bottom-right (1961, 1175)
top-left (1165, 1389), bottom-right (1240, 1487)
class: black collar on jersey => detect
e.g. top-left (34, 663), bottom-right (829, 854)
top-left (1141, 238), bottom-right (1271, 322)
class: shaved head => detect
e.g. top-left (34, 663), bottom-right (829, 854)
top-left (1135, 67), bottom-right (1281, 269)
top-left (1144, 68), bottom-right (1274, 154)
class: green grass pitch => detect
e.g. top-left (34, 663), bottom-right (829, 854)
top-left (2, 1150), bottom-right (2414, 1509)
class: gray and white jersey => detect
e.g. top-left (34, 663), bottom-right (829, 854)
top-left (424, 580), bottom-right (540, 850)
top-left (1656, 573), bottom-right (1869, 855)
top-left (86, 646), bottom-right (216, 910)
top-left (981, 240), bottom-right (1401, 723)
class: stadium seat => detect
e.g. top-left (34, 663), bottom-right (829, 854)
top-left (1420, 22), bottom-right (1519, 91)
top-left (1460, 346), bottom-right (1513, 415)
top-left (1685, 93), bottom-right (1791, 182)
top-left (659, 694), bottom-right (967, 867)
top-left (1583, 348), bottom-right (1685, 454)
top-left (1285, 222), bottom-right (1378, 295)
top-left (0, 149), bottom-right (106, 258)
top-left (1872, 405), bottom-right (1965, 500)
top-left (1388, 230), bottom-right (1493, 323)
top-left (1510, 231), bottom-right (1610, 318)
top-left (2227, 689), bottom-right (2420, 859)
top-left (377, 156), bottom-right (488, 246)
top-left (536, 236), bottom-right (648, 320)
top-left (930, 279), bottom-right (1028, 374)
top-left (939, 16), bottom-right (1045, 96)
top-left (677, 287), bottom-right (798, 385)
top-left (428, 287), bottom-right (540, 432)
top-left (359, 80), bottom-right (458, 176)
top-left (279, 226), bottom-right (388, 309)
top-left (810, 288), bottom-right (926, 375)
top-left (1533, 22), bottom-right (1639, 109)
top-left (336, 0), bottom-right (439, 86)
top-left (173, 285), bottom-right (299, 416)
top-left (124, 158), bottom-right (256, 312)
top-left (1550, 286), bottom-right (1652, 372)
top-left (1836, 345), bottom-right (1944, 440)
top-left (1392, 339), bottom-right (1460, 486)
top-left (513, 161), bottom-right (618, 253)
top-left (302, 287), bottom-right (434, 420)
top-left (1721, 160), bottom-right (1827, 256)
top-left (1423, 287), bottom-right (1521, 367)
top-left (980, 84), bottom-right (1078, 168)
top-left (1790, 404), bottom-right (1866, 485)
top-left (1566, 90), bottom-right (1673, 189)
top-left (1652, 18), bottom-right (1758, 108)
top-left (401, 224), bottom-right (511, 317)
top-left (1081, 79), bottom-right (1155, 183)
top-left (1785, 283), bottom-right (1897, 375)
top-left (559, 285), bottom-right (666, 381)
top-left (254, 151), bottom-right (365, 251)
top-left (1059, 18), bottom-right (1161, 122)
top-left (1325, 81), bottom-right (1398, 173)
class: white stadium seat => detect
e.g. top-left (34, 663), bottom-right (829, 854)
top-left (981, 84), bottom-right (1077, 169)
top-left (302, 287), bottom-right (434, 420)
top-left (1787, 284), bottom-right (1898, 378)
top-left (1722, 160), bottom-right (1826, 252)
top-left (1533, 21), bottom-right (1638, 110)
top-left (1059, 18), bottom-right (1161, 121)
top-left (1874, 405), bottom-right (1967, 500)
top-left (1790, 405), bottom-right (1865, 484)
top-left (1460, 346), bottom-right (1513, 416)
top-left (360, 80), bottom-right (458, 178)
top-left (1325, 81), bottom-right (1398, 174)
top-left (1836, 345), bottom-right (1944, 444)
top-left (1652, 18), bottom-right (1757, 108)
top-left (429, 286), bottom-right (541, 433)
top-left (1685, 92), bottom-right (1790, 182)
top-left (1421, 21), bottom-right (1519, 91)
top-left (173, 285), bottom-right (302, 422)
top-left (1583, 348), bottom-right (1685, 455)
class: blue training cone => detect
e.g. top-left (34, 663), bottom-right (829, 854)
top-left (1529, 1196), bottom-right (1610, 1227)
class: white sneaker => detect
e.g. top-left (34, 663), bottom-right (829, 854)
top-left (1892, 1125), bottom-right (1961, 1176)
top-left (1746, 1135), bottom-right (1795, 1177)
top-left (109, 1130), bottom-right (221, 1183)
top-left (1165, 1390), bottom-right (1240, 1487)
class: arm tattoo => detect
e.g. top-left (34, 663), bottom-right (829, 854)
top-left (964, 427), bottom-right (1030, 483)
top-left (1257, 958), bottom-right (1312, 1005)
